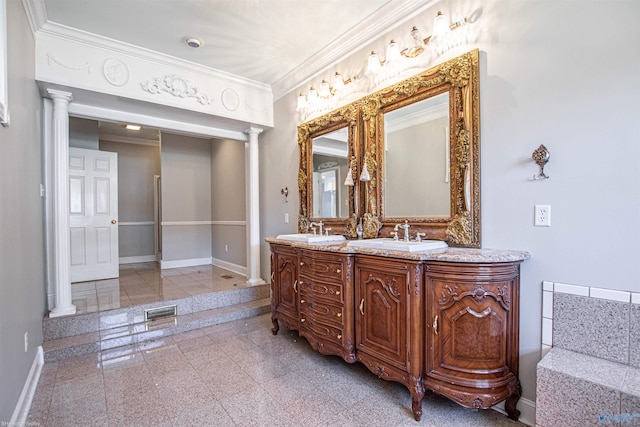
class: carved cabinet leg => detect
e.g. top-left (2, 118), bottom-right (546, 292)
top-left (411, 396), bottom-right (422, 421)
top-left (271, 317), bottom-right (279, 335)
top-left (410, 376), bottom-right (424, 421)
top-left (505, 380), bottom-right (522, 421)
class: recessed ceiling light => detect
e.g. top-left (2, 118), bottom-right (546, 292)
top-left (124, 124), bottom-right (141, 131)
top-left (185, 36), bottom-right (203, 48)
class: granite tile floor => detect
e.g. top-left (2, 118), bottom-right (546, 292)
top-left (28, 313), bottom-right (526, 427)
top-left (71, 263), bottom-right (249, 314)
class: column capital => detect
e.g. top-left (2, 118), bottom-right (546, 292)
top-left (244, 126), bottom-right (263, 136)
top-left (46, 89), bottom-right (73, 103)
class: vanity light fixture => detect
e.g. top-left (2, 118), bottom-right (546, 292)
top-left (365, 11), bottom-right (468, 76)
top-left (124, 124), bottom-right (141, 131)
top-left (359, 153), bottom-right (371, 182)
top-left (344, 156), bottom-right (356, 186)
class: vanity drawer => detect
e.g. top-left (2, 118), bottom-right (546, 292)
top-left (300, 298), bottom-right (344, 328)
top-left (299, 314), bottom-right (344, 346)
top-left (299, 251), bottom-right (345, 283)
top-left (298, 277), bottom-right (344, 304)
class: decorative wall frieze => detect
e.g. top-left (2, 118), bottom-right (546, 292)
top-left (140, 74), bottom-right (213, 105)
top-left (103, 58), bottom-right (129, 87)
top-left (46, 54), bottom-right (91, 74)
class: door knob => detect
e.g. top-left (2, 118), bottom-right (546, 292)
top-left (111, 219), bottom-right (117, 224)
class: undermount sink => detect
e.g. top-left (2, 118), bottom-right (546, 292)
top-left (347, 238), bottom-right (448, 252)
top-left (276, 233), bottom-right (346, 244)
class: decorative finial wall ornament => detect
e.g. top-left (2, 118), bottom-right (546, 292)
top-left (532, 144), bottom-right (550, 180)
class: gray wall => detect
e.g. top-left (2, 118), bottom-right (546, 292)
top-left (0, 1), bottom-right (46, 420)
top-left (259, 0), bottom-right (640, 409)
top-left (161, 133), bottom-right (212, 262)
top-left (385, 117), bottom-right (449, 217)
top-left (69, 117), bottom-right (99, 150)
top-left (99, 140), bottom-right (160, 259)
top-left (211, 139), bottom-right (246, 266)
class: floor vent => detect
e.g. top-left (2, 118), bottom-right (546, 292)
top-left (220, 274), bottom-right (233, 279)
top-left (144, 304), bottom-right (177, 321)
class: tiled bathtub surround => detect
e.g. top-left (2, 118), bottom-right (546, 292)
top-left (541, 281), bottom-right (640, 367)
top-left (537, 348), bottom-right (640, 427)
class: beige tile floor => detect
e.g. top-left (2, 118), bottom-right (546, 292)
top-left (28, 313), bottom-right (526, 427)
top-left (71, 263), bottom-right (249, 314)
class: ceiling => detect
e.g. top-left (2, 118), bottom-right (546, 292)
top-left (42, 0), bottom-right (397, 88)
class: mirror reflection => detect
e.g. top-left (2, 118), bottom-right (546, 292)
top-left (384, 92), bottom-right (450, 217)
top-left (312, 127), bottom-right (350, 218)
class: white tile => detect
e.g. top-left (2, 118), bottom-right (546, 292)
top-left (541, 344), bottom-right (552, 359)
top-left (632, 293), bottom-right (640, 305)
top-left (542, 291), bottom-right (553, 319)
top-left (589, 287), bottom-right (630, 303)
top-left (542, 281), bottom-right (553, 292)
top-left (553, 282), bottom-right (589, 296)
top-left (542, 317), bottom-right (553, 346)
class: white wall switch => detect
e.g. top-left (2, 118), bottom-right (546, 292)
top-left (534, 205), bottom-right (551, 226)
top-left (284, 213), bottom-right (289, 224)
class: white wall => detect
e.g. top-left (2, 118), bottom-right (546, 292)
top-left (260, 0), bottom-right (640, 412)
top-left (0, 0), bottom-right (46, 420)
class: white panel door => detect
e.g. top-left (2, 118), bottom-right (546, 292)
top-left (69, 147), bottom-right (119, 282)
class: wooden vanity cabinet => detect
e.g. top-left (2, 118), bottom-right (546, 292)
top-left (424, 261), bottom-right (522, 420)
top-left (270, 244), bottom-right (299, 334)
top-left (354, 255), bottom-right (425, 421)
top-left (298, 250), bottom-right (355, 362)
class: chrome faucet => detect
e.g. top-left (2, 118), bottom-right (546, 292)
top-left (394, 220), bottom-right (410, 242)
top-left (310, 221), bottom-right (324, 236)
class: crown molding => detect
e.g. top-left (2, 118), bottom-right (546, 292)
top-left (271, 0), bottom-right (439, 100)
top-left (21, 0), bottom-right (47, 36)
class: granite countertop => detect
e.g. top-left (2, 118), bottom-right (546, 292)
top-left (265, 237), bottom-right (530, 263)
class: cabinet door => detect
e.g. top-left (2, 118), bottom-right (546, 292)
top-left (355, 259), bottom-right (409, 370)
top-left (273, 250), bottom-right (299, 321)
top-left (425, 262), bottom-right (520, 409)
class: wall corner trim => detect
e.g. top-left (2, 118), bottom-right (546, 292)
top-left (9, 345), bottom-right (44, 426)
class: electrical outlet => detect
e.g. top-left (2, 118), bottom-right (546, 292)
top-left (24, 332), bottom-right (28, 353)
top-left (534, 205), bottom-right (551, 226)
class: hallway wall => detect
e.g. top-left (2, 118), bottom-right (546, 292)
top-left (0, 0), bottom-right (46, 421)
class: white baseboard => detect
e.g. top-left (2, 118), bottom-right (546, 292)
top-left (211, 257), bottom-right (247, 276)
top-left (119, 255), bottom-right (157, 264)
top-left (160, 257), bottom-right (213, 270)
top-left (10, 346), bottom-right (44, 426)
top-left (492, 397), bottom-right (536, 426)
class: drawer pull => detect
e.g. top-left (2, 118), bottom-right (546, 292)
top-left (336, 291), bottom-right (341, 296)
top-left (337, 334), bottom-right (342, 340)
top-left (433, 315), bottom-right (438, 335)
top-left (293, 280), bottom-right (298, 293)
top-left (336, 269), bottom-right (341, 273)
top-left (300, 262), bottom-right (304, 266)
top-left (300, 299), bottom-right (305, 304)
top-left (337, 313), bottom-right (342, 318)
top-left (359, 299), bottom-right (365, 315)
top-left (301, 318), bottom-right (305, 323)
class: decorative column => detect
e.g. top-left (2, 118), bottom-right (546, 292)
top-left (48, 89), bottom-right (76, 317)
top-left (245, 126), bottom-right (265, 286)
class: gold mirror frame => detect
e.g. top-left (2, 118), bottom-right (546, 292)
top-left (297, 49), bottom-right (480, 247)
top-left (297, 103), bottom-right (360, 235)
top-left (364, 49), bottom-right (480, 247)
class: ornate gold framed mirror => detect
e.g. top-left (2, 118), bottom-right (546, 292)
top-left (297, 103), bottom-right (360, 235)
top-left (363, 49), bottom-right (480, 247)
top-left (297, 49), bottom-right (480, 247)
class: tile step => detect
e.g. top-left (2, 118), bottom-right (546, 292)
top-left (43, 284), bottom-right (270, 341)
top-left (43, 298), bottom-right (271, 362)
